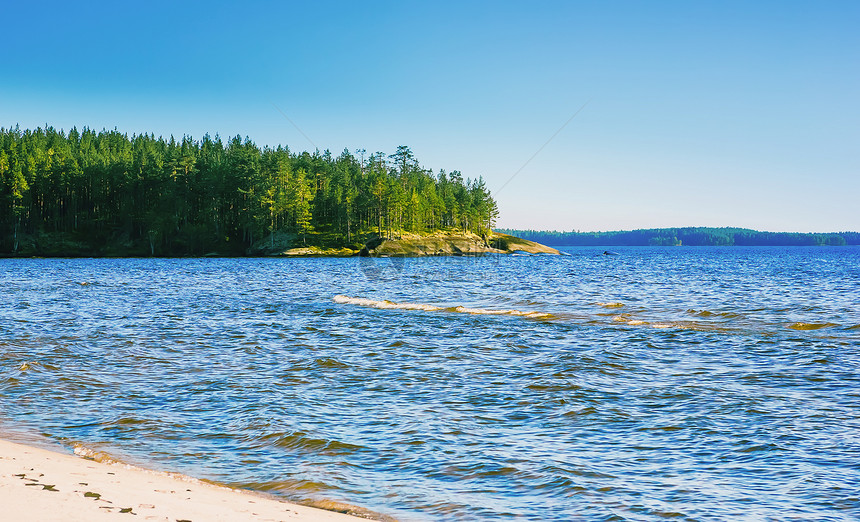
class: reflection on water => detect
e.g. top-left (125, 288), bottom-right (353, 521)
top-left (1, 246), bottom-right (859, 521)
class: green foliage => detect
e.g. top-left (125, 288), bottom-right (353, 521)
top-left (498, 227), bottom-right (858, 247)
top-left (0, 127), bottom-right (498, 255)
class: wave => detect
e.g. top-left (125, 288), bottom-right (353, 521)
top-left (258, 430), bottom-right (366, 456)
top-left (16, 361), bottom-right (59, 372)
top-left (611, 315), bottom-right (646, 326)
top-left (313, 357), bottom-right (350, 369)
top-left (73, 443), bottom-right (125, 465)
top-left (786, 322), bottom-right (838, 331)
top-left (334, 296), bottom-right (846, 334)
top-left (333, 295), bottom-right (442, 311)
top-left (611, 315), bottom-right (739, 333)
top-left (451, 306), bottom-right (553, 319)
top-left (686, 309), bottom-right (742, 319)
top-left (333, 295), bottom-right (554, 319)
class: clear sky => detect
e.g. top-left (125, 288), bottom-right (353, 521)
top-left (2, 1), bottom-right (858, 232)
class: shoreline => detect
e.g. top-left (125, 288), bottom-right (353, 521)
top-left (0, 436), bottom-right (379, 521)
top-left (0, 231), bottom-right (560, 258)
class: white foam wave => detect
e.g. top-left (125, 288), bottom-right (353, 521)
top-left (73, 444), bottom-right (124, 465)
top-left (453, 306), bottom-right (553, 319)
top-left (333, 295), bottom-right (553, 319)
top-left (612, 315), bottom-right (648, 326)
top-left (333, 295), bottom-right (442, 311)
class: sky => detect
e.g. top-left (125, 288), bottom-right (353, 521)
top-left (2, 0), bottom-right (858, 232)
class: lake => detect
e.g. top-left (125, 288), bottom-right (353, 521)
top-left (1, 246), bottom-right (858, 520)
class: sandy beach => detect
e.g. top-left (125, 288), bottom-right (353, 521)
top-left (0, 438), bottom-right (371, 521)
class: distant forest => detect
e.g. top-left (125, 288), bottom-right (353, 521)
top-left (499, 227), bottom-right (860, 247)
top-left (0, 126), bottom-right (497, 255)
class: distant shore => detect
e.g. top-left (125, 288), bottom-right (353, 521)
top-left (498, 227), bottom-right (860, 247)
top-left (0, 437), bottom-right (377, 521)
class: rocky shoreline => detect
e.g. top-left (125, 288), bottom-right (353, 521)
top-left (358, 232), bottom-right (559, 257)
top-left (265, 232), bottom-right (559, 257)
top-left (2, 231), bottom-right (559, 258)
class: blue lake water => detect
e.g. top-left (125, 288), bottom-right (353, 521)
top-left (1, 246), bottom-right (859, 520)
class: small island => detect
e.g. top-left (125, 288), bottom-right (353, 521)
top-left (0, 126), bottom-right (557, 257)
top-left (261, 231), bottom-right (559, 257)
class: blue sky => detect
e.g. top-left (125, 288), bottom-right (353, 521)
top-left (3, 1), bottom-right (858, 232)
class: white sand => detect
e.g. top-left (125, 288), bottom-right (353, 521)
top-left (0, 438), bottom-right (371, 521)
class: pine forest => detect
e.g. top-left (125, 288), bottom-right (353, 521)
top-left (0, 126), bottom-right (499, 256)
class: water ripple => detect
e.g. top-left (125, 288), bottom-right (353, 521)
top-left (0, 248), bottom-right (859, 520)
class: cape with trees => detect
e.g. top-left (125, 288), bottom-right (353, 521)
top-left (0, 126), bottom-right (498, 256)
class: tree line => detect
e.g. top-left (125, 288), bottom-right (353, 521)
top-left (0, 126), bottom-right (498, 255)
top-left (499, 227), bottom-right (860, 247)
